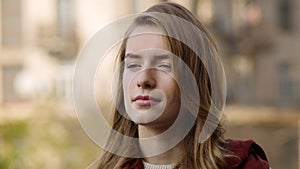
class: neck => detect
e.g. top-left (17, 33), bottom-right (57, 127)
top-left (138, 125), bottom-right (184, 165)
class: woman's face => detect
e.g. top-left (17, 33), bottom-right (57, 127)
top-left (123, 26), bottom-right (181, 128)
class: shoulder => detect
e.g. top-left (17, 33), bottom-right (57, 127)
top-left (226, 139), bottom-right (270, 169)
top-left (121, 139), bottom-right (270, 169)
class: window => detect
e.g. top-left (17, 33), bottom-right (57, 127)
top-left (278, 0), bottom-right (293, 31)
top-left (2, 65), bottom-right (22, 102)
top-left (1, 0), bottom-right (22, 47)
top-left (278, 63), bottom-right (295, 105)
top-left (57, 0), bottom-right (74, 39)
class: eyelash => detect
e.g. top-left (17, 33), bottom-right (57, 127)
top-left (126, 64), bottom-right (141, 69)
top-left (125, 63), bottom-right (172, 71)
top-left (158, 64), bottom-right (171, 69)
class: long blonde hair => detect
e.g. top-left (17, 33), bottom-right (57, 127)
top-left (98, 2), bottom-right (229, 169)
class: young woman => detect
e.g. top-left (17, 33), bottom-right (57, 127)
top-left (97, 2), bottom-right (270, 169)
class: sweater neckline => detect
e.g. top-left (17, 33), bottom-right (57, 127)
top-left (142, 160), bottom-right (177, 169)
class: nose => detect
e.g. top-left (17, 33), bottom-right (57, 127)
top-left (136, 68), bottom-right (156, 89)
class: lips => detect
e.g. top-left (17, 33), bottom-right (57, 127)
top-left (133, 95), bottom-right (161, 106)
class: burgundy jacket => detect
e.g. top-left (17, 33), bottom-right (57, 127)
top-left (122, 139), bottom-right (270, 169)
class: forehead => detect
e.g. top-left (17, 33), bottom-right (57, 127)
top-left (125, 26), bottom-right (169, 54)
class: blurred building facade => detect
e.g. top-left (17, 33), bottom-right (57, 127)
top-left (211, 0), bottom-right (300, 108)
top-left (0, 0), bottom-right (77, 104)
top-left (0, 0), bottom-right (299, 107)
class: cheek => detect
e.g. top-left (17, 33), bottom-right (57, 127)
top-left (168, 87), bottom-right (180, 103)
top-left (122, 72), bottom-right (134, 97)
top-left (162, 78), bottom-right (180, 102)
top-left (170, 79), bottom-right (180, 99)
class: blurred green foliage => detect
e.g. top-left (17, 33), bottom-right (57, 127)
top-left (0, 121), bottom-right (28, 169)
top-left (0, 100), bottom-right (100, 169)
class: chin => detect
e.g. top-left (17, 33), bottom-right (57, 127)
top-left (125, 104), bottom-right (163, 124)
top-left (128, 112), bottom-right (156, 124)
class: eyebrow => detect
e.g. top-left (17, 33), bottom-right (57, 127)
top-left (125, 53), bottom-right (170, 60)
top-left (125, 53), bottom-right (141, 59)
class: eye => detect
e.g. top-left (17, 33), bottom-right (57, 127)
top-left (126, 63), bottom-right (141, 70)
top-left (158, 64), bottom-right (172, 70)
